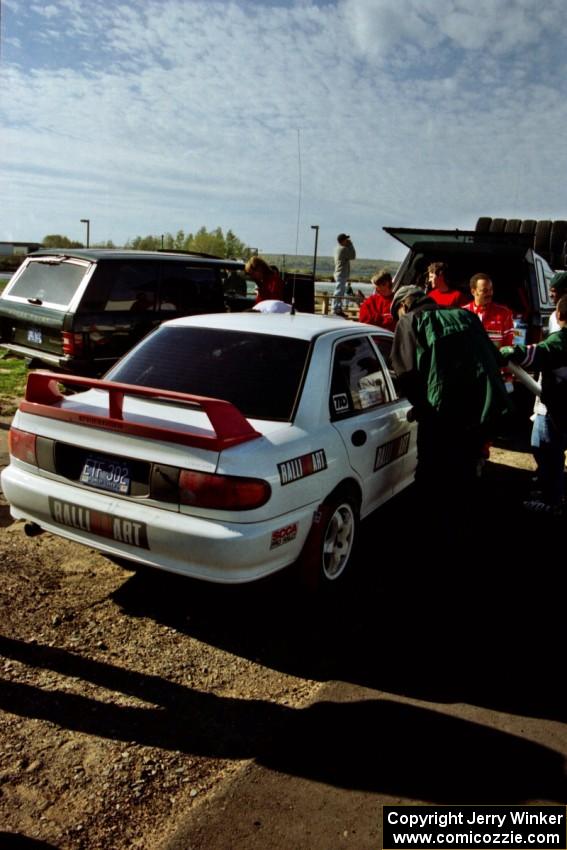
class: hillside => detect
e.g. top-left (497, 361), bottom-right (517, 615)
top-left (262, 254), bottom-right (399, 281)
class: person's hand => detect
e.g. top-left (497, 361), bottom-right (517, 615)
top-left (499, 345), bottom-right (515, 361)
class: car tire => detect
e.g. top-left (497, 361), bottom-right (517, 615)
top-left (295, 489), bottom-right (360, 592)
top-left (550, 220), bottom-right (567, 265)
top-left (534, 220), bottom-right (552, 260)
top-left (320, 495), bottom-right (358, 583)
top-left (520, 219), bottom-right (536, 236)
top-left (475, 217), bottom-right (492, 233)
top-left (505, 219), bottom-right (521, 234)
top-left (489, 218), bottom-right (507, 233)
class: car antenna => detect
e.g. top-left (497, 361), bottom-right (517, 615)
top-left (290, 128), bottom-right (302, 316)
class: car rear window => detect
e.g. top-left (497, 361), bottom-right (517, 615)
top-left (5, 258), bottom-right (89, 306)
top-left (107, 326), bottom-right (310, 421)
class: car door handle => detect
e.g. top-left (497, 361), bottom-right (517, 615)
top-left (351, 429), bottom-right (367, 447)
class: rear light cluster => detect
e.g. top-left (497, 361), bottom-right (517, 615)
top-left (7, 429), bottom-right (270, 511)
top-left (9, 428), bottom-right (37, 465)
top-left (179, 470), bottom-right (271, 510)
top-left (62, 331), bottom-right (85, 356)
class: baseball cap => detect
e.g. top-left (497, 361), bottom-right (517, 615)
top-left (337, 233), bottom-right (350, 242)
top-left (550, 270), bottom-right (567, 292)
top-left (391, 285), bottom-right (427, 320)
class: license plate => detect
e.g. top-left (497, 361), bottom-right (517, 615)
top-left (80, 455), bottom-right (131, 494)
top-left (27, 328), bottom-right (42, 344)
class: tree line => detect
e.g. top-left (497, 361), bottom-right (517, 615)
top-left (41, 226), bottom-right (253, 259)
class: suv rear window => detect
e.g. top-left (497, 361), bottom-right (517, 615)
top-left (6, 258), bottom-right (89, 307)
top-left (107, 326), bottom-right (310, 421)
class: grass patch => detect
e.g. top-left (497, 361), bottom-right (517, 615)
top-left (0, 354), bottom-right (28, 413)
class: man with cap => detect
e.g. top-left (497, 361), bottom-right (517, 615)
top-left (332, 233), bottom-right (356, 316)
top-left (548, 271), bottom-right (567, 332)
top-left (390, 285), bottom-right (511, 499)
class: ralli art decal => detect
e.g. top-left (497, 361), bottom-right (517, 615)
top-left (278, 449), bottom-right (327, 485)
top-left (49, 497), bottom-right (149, 549)
top-left (374, 433), bottom-right (411, 471)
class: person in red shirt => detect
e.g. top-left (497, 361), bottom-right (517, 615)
top-left (426, 261), bottom-right (468, 308)
top-left (463, 273), bottom-right (515, 348)
top-left (358, 269), bottom-right (395, 330)
top-left (245, 256), bottom-right (285, 304)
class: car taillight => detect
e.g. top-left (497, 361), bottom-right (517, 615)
top-left (9, 428), bottom-right (38, 465)
top-left (179, 470), bottom-right (271, 510)
top-left (62, 331), bottom-right (85, 355)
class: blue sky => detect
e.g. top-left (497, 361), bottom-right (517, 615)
top-left (2, 0), bottom-right (567, 260)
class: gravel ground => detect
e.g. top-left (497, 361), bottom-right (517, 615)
top-left (0, 404), bottom-right (548, 850)
top-left (0, 408), bottom-right (326, 849)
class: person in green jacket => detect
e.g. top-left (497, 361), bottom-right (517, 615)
top-left (500, 294), bottom-right (567, 517)
top-left (390, 285), bottom-right (512, 499)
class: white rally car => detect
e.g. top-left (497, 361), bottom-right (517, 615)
top-left (1, 312), bottom-right (416, 587)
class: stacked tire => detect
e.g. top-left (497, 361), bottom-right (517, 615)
top-left (475, 217), bottom-right (567, 269)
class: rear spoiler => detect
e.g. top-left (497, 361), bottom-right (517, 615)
top-left (20, 371), bottom-right (261, 451)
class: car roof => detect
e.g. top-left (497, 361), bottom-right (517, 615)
top-left (163, 311), bottom-right (387, 342)
top-left (28, 249), bottom-right (244, 269)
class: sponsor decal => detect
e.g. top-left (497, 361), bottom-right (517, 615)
top-left (374, 432), bottom-right (411, 471)
top-left (278, 449), bottom-right (327, 486)
top-left (49, 497), bottom-right (149, 549)
top-left (332, 393), bottom-right (350, 414)
top-left (270, 522), bottom-right (298, 549)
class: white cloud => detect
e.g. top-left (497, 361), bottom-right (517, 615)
top-left (341, 0), bottom-right (567, 63)
top-left (1, 0), bottom-right (567, 259)
top-left (31, 3), bottom-right (60, 18)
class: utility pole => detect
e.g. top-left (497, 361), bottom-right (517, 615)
top-left (311, 225), bottom-right (319, 281)
top-left (80, 219), bottom-right (90, 248)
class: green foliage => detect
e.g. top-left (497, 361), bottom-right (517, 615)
top-left (0, 255), bottom-right (25, 272)
top-left (42, 234), bottom-right (84, 248)
top-left (0, 356), bottom-right (28, 409)
top-left (126, 226), bottom-right (254, 259)
top-left (37, 232), bottom-right (398, 275)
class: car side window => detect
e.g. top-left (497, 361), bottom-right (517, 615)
top-left (159, 264), bottom-right (223, 313)
top-left (371, 334), bottom-right (403, 396)
top-left (93, 262), bottom-right (159, 312)
top-left (330, 336), bottom-right (390, 419)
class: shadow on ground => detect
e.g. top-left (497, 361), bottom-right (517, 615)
top-left (2, 445), bottom-right (565, 804)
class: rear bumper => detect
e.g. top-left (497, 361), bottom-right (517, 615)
top-left (0, 342), bottom-right (65, 367)
top-left (1, 464), bottom-right (316, 584)
top-left (0, 343), bottom-right (113, 375)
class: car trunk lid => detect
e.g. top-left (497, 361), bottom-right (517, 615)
top-left (383, 226), bottom-right (533, 253)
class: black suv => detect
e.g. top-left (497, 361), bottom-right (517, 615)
top-left (0, 249), bottom-right (247, 375)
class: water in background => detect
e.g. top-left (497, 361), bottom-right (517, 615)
top-left (315, 281), bottom-right (374, 297)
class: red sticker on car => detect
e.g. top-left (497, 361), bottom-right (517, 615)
top-left (270, 522), bottom-right (298, 549)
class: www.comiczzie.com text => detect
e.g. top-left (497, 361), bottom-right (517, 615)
top-left (383, 806), bottom-right (567, 849)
